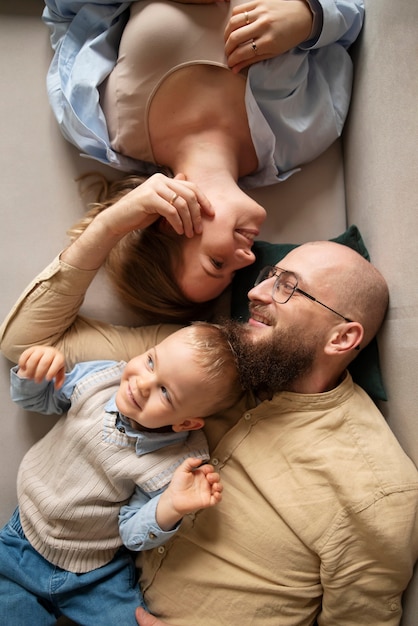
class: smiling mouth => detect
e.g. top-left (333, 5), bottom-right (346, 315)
top-left (249, 306), bottom-right (273, 326)
top-left (128, 384), bottom-right (141, 409)
top-left (235, 229), bottom-right (258, 246)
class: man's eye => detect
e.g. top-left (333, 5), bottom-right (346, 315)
top-left (147, 354), bottom-right (154, 370)
top-left (283, 282), bottom-right (295, 293)
top-left (161, 386), bottom-right (172, 404)
top-left (210, 258), bottom-right (224, 270)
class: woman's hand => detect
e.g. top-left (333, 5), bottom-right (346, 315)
top-left (61, 173), bottom-right (213, 271)
top-left (224, 0), bottom-right (313, 73)
top-left (100, 173), bottom-right (213, 240)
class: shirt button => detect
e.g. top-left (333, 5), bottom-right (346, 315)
top-left (148, 532), bottom-right (157, 540)
top-left (389, 602), bottom-right (399, 611)
top-left (211, 458), bottom-right (219, 466)
top-left (118, 426), bottom-right (126, 433)
top-left (244, 412), bottom-right (252, 420)
top-left (157, 546), bottom-right (165, 554)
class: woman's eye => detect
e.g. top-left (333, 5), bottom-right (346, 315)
top-left (161, 386), bottom-right (172, 404)
top-left (147, 354), bottom-right (154, 370)
top-left (210, 258), bottom-right (224, 270)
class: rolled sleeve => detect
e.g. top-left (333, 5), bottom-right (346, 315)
top-left (306, 0), bottom-right (365, 50)
top-left (0, 256), bottom-right (180, 366)
top-left (0, 256), bottom-right (98, 363)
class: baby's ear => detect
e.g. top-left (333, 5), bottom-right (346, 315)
top-left (172, 417), bottom-right (205, 433)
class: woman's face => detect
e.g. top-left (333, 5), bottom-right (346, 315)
top-left (176, 194), bottom-right (266, 302)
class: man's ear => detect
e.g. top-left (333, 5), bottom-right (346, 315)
top-left (172, 417), bottom-right (205, 433)
top-left (325, 322), bottom-right (364, 355)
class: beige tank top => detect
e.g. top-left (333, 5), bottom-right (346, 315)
top-left (101, 0), bottom-right (243, 164)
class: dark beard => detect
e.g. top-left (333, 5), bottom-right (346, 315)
top-left (221, 319), bottom-right (317, 396)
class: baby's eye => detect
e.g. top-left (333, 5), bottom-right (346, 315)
top-left (161, 386), bottom-right (172, 405)
top-left (147, 354), bottom-right (154, 370)
top-left (210, 258), bottom-right (224, 270)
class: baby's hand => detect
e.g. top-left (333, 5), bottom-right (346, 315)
top-left (17, 346), bottom-right (66, 389)
top-left (169, 457), bottom-right (223, 514)
top-left (156, 458), bottom-right (223, 531)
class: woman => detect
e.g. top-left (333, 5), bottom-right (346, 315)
top-left (42, 0), bottom-right (364, 319)
top-left (68, 171), bottom-right (265, 323)
top-left (43, 0), bottom-right (364, 186)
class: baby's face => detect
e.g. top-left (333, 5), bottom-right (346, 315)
top-left (115, 331), bottom-right (212, 431)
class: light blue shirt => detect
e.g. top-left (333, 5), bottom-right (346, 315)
top-left (42, 0), bottom-right (364, 188)
top-left (10, 360), bottom-right (203, 552)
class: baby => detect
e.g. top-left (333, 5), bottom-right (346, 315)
top-left (0, 322), bottom-right (242, 626)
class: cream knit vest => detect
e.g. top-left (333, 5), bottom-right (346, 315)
top-left (17, 362), bottom-right (209, 573)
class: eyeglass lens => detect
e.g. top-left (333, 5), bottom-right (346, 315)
top-left (255, 267), bottom-right (297, 304)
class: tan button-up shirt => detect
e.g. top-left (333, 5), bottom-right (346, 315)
top-left (1, 258), bottom-right (417, 625)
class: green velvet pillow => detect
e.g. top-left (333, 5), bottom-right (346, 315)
top-left (230, 225), bottom-right (387, 401)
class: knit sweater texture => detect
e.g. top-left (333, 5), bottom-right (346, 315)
top-left (17, 363), bottom-right (209, 573)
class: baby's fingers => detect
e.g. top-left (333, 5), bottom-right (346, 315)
top-left (18, 347), bottom-right (65, 385)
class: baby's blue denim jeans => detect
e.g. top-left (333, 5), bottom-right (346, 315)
top-left (0, 508), bottom-right (146, 625)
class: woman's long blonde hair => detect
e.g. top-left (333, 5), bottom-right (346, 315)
top-left (68, 174), bottom-right (215, 325)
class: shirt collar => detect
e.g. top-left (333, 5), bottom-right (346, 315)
top-left (105, 395), bottom-right (188, 456)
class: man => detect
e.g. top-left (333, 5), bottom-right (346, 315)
top-left (133, 242), bottom-right (418, 625)
top-left (1, 240), bottom-right (417, 625)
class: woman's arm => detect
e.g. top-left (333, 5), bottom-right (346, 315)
top-left (61, 172), bottom-right (212, 271)
top-left (0, 256), bottom-right (180, 366)
top-left (0, 174), bottom-right (202, 365)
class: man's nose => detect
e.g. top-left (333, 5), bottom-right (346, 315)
top-left (248, 278), bottom-right (274, 303)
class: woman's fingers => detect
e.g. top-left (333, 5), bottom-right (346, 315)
top-left (103, 173), bottom-right (213, 239)
top-left (224, 0), bottom-right (313, 72)
top-left (153, 174), bottom-right (212, 238)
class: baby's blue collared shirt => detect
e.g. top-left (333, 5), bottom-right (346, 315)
top-left (10, 359), bottom-right (191, 552)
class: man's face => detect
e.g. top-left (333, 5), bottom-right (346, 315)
top-left (222, 317), bottom-right (320, 395)
top-left (223, 248), bottom-right (333, 394)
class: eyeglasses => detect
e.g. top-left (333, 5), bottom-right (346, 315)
top-left (254, 266), bottom-right (354, 323)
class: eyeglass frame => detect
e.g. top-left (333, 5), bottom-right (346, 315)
top-left (254, 265), bottom-right (355, 323)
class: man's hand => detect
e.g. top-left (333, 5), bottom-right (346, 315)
top-left (135, 606), bottom-right (174, 626)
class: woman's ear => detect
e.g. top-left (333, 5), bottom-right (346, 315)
top-left (325, 322), bottom-right (364, 355)
top-left (172, 417), bottom-right (205, 433)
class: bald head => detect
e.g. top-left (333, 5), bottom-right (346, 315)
top-left (281, 241), bottom-right (389, 347)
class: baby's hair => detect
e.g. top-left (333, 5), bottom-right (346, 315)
top-left (184, 322), bottom-right (243, 414)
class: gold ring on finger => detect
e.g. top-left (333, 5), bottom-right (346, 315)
top-left (170, 193), bottom-right (179, 206)
top-left (251, 39), bottom-right (258, 55)
top-left (244, 11), bottom-right (250, 25)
